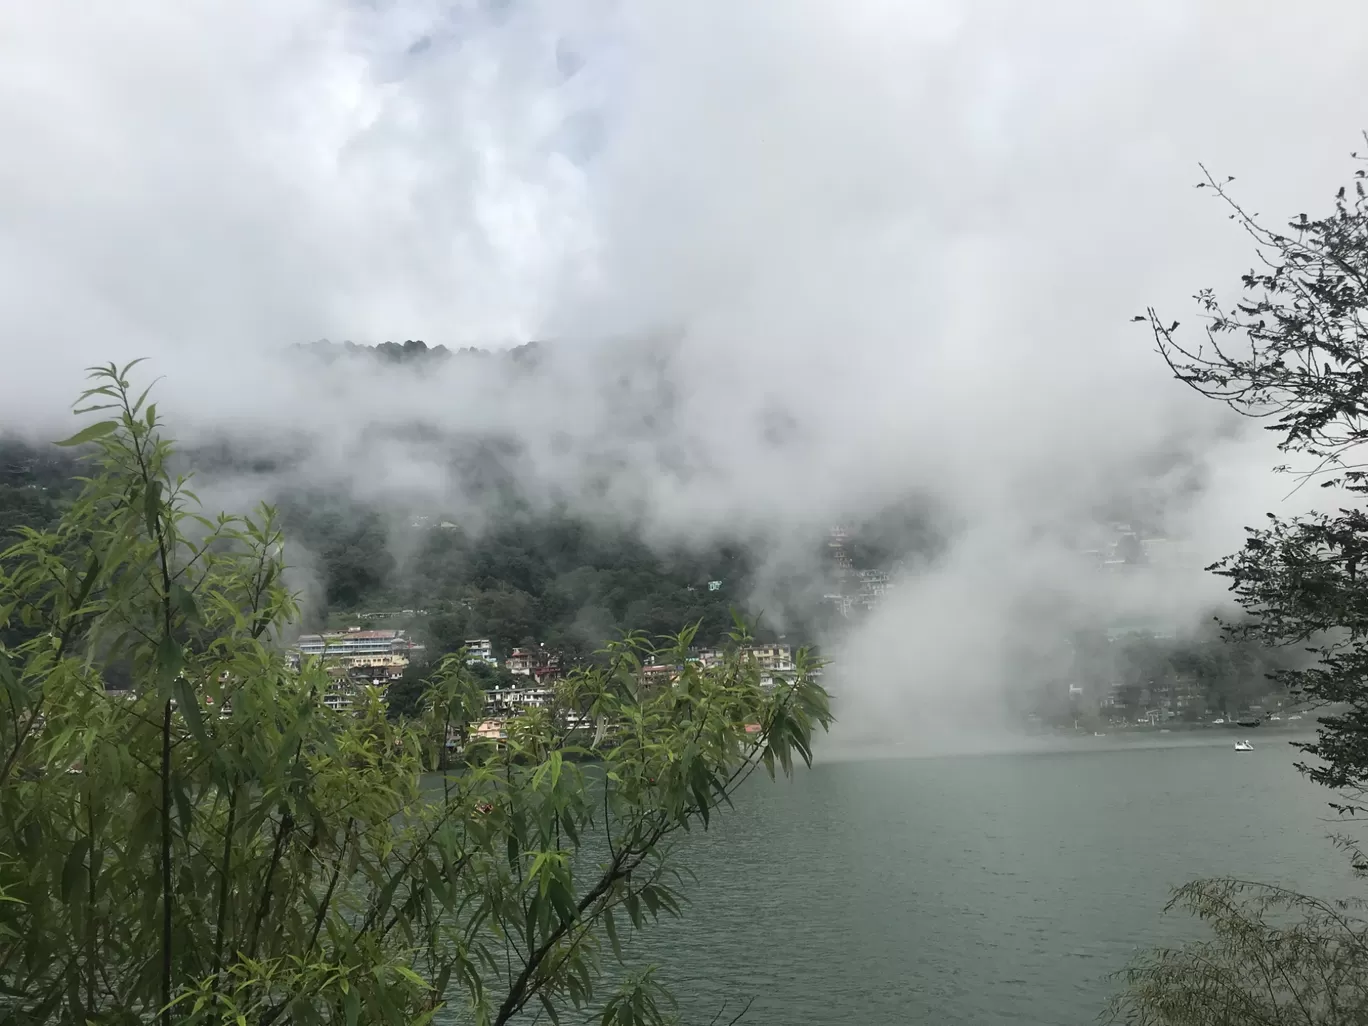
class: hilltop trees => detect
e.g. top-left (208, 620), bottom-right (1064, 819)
top-left (1110, 146), bottom-right (1368, 1024)
top-left (0, 363), bottom-right (831, 1024)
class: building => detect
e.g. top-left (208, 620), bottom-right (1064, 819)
top-left (465, 638), bottom-right (499, 667)
top-left (294, 629), bottom-right (423, 714)
top-left (639, 664), bottom-right (683, 688)
top-left (471, 719), bottom-right (508, 743)
top-left (486, 685), bottom-right (556, 713)
top-left (505, 645), bottom-right (562, 682)
top-left (322, 685), bottom-right (357, 713)
top-left (506, 648), bottom-right (534, 676)
top-left (823, 593), bottom-right (856, 617)
top-left (856, 569), bottom-right (891, 602)
top-left (690, 648), bottom-right (725, 669)
top-left (295, 627), bottom-right (424, 671)
top-left (744, 644), bottom-right (795, 675)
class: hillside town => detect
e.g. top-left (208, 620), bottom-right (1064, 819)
top-left (290, 626), bottom-right (800, 742)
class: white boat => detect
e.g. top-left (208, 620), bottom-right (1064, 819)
top-left (1234, 740), bottom-right (1253, 752)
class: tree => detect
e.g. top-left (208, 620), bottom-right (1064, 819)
top-left (1110, 144), bottom-right (1368, 1024)
top-left (1144, 145), bottom-right (1368, 808)
top-left (0, 363), bottom-right (832, 1024)
top-left (1108, 873), bottom-right (1368, 1026)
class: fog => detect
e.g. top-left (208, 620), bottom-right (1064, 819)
top-left (2, 0), bottom-right (1365, 747)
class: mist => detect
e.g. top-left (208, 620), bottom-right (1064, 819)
top-left (2, 0), bottom-right (1365, 749)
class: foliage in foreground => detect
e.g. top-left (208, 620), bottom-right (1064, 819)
top-left (1108, 874), bottom-right (1368, 1026)
top-left (1111, 142), bottom-right (1368, 1022)
top-left (0, 363), bottom-right (831, 1024)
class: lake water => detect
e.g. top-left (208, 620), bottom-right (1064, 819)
top-left (637, 733), bottom-right (1360, 1026)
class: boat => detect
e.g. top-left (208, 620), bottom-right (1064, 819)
top-left (1234, 740), bottom-right (1253, 752)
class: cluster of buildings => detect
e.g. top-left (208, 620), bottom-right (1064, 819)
top-left (291, 627), bottom-right (425, 711)
top-left (823, 526), bottom-right (895, 617)
top-left (502, 644), bottom-right (562, 682)
top-left (468, 639), bottom-right (799, 746)
top-left (292, 625), bottom-right (801, 733)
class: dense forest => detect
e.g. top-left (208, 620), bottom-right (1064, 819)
top-left (276, 488), bottom-right (764, 662)
top-left (0, 427), bottom-right (818, 665)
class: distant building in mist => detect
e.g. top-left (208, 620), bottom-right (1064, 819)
top-left (823, 593), bottom-right (855, 617)
top-left (824, 525), bottom-right (897, 617)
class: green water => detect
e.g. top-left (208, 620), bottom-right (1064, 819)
top-left (634, 734), bottom-right (1358, 1025)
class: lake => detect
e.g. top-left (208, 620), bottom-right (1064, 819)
top-left (636, 733), bottom-right (1359, 1025)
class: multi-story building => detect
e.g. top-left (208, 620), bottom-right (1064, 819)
top-left (687, 644), bottom-right (796, 676)
top-left (856, 569), bottom-right (890, 601)
top-left (465, 638), bottom-right (499, 667)
top-left (506, 645), bottom-right (561, 682)
top-left (295, 628), bottom-right (424, 670)
top-left (690, 648), bottom-right (725, 669)
top-left (823, 593), bottom-right (856, 617)
top-left (639, 664), bottom-right (683, 687)
top-left (486, 685), bottom-right (555, 713)
top-left (291, 628), bottom-right (422, 715)
top-left (506, 648), bottom-right (535, 676)
top-left (471, 719), bottom-right (508, 743)
top-left (745, 643), bottom-right (794, 674)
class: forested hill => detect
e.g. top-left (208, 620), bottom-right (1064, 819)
top-left (0, 338), bottom-right (1296, 721)
top-left (0, 336), bottom-right (839, 662)
top-left (0, 422), bottom-right (1300, 721)
top-left (273, 487), bottom-right (789, 663)
top-left (0, 426), bottom-right (845, 663)
top-left (296, 337), bottom-right (544, 367)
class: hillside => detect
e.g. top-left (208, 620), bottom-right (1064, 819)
top-left (0, 340), bottom-right (1298, 723)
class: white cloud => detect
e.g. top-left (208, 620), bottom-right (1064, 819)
top-left (2, 0), bottom-right (1365, 741)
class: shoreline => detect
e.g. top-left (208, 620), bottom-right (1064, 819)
top-left (815, 726), bottom-right (1320, 765)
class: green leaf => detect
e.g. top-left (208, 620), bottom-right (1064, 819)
top-left (539, 992), bottom-right (563, 1026)
top-left (156, 635), bottom-right (184, 689)
top-left (174, 675), bottom-right (208, 745)
top-left (170, 582), bottom-right (200, 626)
top-left (172, 777), bottom-right (195, 834)
top-left (342, 983), bottom-right (360, 1026)
top-left (60, 839), bottom-right (88, 903)
top-left (71, 552), bottom-right (101, 613)
top-left (53, 421), bottom-right (117, 447)
top-left (550, 750), bottom-right (563, 788)
top-left (604, 906), bottom-right (624, 962)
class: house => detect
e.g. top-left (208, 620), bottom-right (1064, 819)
top-left (506, 645), bottom-right (562, 682)
top-left (744, 644), bottom-right (795, 675)
top-left (470, 719), bottom-right (508, 743)
top-left (465, 638), bottom-right (499, 667)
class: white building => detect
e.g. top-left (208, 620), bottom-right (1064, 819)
top-left (465, 638), bottom-right (498, 667)
top-left (295, 627), bottom-right (424, 670)
top-left (745, 643), bottom-right (795, 674)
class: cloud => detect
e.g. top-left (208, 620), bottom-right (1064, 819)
top-left (2, 0), bottom-right (1365, 740)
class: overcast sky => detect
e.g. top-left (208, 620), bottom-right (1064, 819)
top-left (2, 0), bottom-right (1365, 738)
